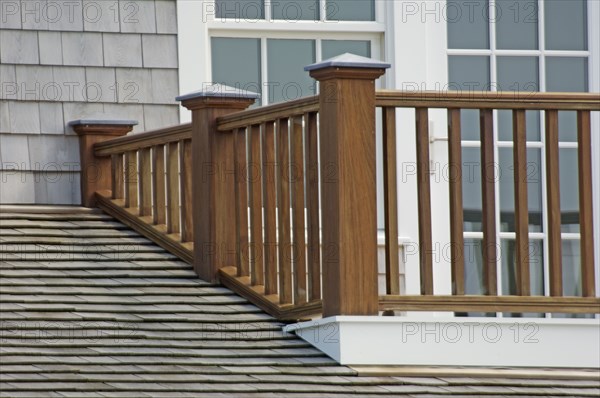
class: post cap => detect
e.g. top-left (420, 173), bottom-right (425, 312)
top-left (304, 53), bottom-right (391, 72)
top-left (176, 84), bottom-right (260, 102)
top-left (69, 119), bottom-right (138, 136)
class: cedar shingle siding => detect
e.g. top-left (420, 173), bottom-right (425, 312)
top-left (0, 0), bottom-right (180, 204)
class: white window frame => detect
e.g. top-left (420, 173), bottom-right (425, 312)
top-left (177, 0), bottom-right (387, 118)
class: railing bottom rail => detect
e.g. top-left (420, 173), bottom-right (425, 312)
top-left (380, 295), bottom-right (600, 314)
top-left (95, 190), bottom-right (193, 264)
top-left (219, 266), bottom-right (322, 321)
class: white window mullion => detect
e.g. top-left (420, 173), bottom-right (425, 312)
top-left (261, 37), bottom-right (268, 106)
top-left (264, 0), bottom-right (272, 22)
top-left (488, 0), bottom-right (503, 306)
top-left (538, 0), bottom-right (547, 92)
top-left (320, 0), bottom-right (327, 22)
top-left (315, 38), bottom-right (322, 62)
top-left (537, 0), bottom-right (552, 312)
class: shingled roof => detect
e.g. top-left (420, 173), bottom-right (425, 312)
top-left (1, 208), bottom-right (599, 397)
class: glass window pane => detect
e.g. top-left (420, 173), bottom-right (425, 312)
top-left (326, 0), bottom-right (375, 21)
top-left (211, 37), bottom-right (262, 99)
top-left (496, 0), bottom-right (538, 50)
top-left (464, 239), bottom-right (484, 295)
top-left (216, 0), bottom-right (265, 20)
top-left (501, 239), bottom-right (544, 318)
top-left (559, 148), bottom-right (579, 233)
top-left (448, 56), bottom-right (491, 92)
top-left (498, 148), bottom-right (543, 233)
top-left (546, 57), bottom-right (588, 93)
top-left (556, 111), bottom-right (578, 143)
top-left (462, 147), bottom-right (482, 232)
top-left (561, 239), bottom-right (582, 296)
top-left (497, 57), bottom-right (540, 141)
top-left (545, 0), bottom-right (587, 51)
top-left (449, 56), bottom-right (490, 140)
top-left (322, 40), bottom-right (371, 60)
top-left (267, 39), bottom-right (316, 104)
top-left (272, 0), bottom-right (319, 21)
top-left (447, 0), bottom-right (489, 49)
top-left (500, 239), bottom-right (544, 296)
top-left (547, 57), bottom-right (588, 142)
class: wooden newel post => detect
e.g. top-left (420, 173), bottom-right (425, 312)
top-left (177, 85), bottom-right (258, 282)
top-left (306, 54), bottom-right (390, 317)
top-left (70, 119), bottom-right (137, 207)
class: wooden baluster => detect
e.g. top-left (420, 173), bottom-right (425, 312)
top-left (577, 110), bottom-right (596, 297)
top-left (262, 122), bottom-right (278, 295)
top-left (111, 154), bottom-right (124, 200)
top-left (180, 139), bottom-right (193, 242)
top-left (383, 107), bottom-right (400, 296)
top-left (234, 128), bottom-right (250, 277)
top-left (166, 141), bottom-right (180, 235)
top-left (480, 109), bottom-right (498, 295)
top-left (276, 118), bottom-right (293, 304)
top-left (513, 109), bottom-right (530, 295)
top-left (545, 110), bottom-right (562, 296)
top-left (248, 124), bottom-right (264, 286)
top-left (124, 150), bottom-right (138, 210)
top-left (139, 148), bottom-right (152, 217)
top-left (448, 109), bottom-right (465, 295)
top-left (305, 112), bottom-right (321, 301)
top-left (291, 116), bottom-right (307, 304)
top-left (415, 108), bottom-right (433, 295)
top-left (152, 145), bottom-right (166, 225)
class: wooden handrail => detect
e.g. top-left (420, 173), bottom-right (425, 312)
top-left (376, 90), bottom-right (600, 110)
top-left (94, 123), bottom-right (192, 156)
top-left (217, 96), bottom-right (319, 131)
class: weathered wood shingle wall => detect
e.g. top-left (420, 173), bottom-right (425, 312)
top-left (0, 0), bottom-right (179, 204)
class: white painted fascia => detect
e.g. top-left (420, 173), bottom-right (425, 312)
top-left (285, 316), bottom-right (600, 368)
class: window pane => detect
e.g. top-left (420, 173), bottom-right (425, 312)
top-left (462, 147), bottom-right (482, 232)
top-left (547, 57), bottom-right (588, 142)
top-left (498, 148), bottom-right (543, 233)
top-left (545, 0), bottom-right (587, 51)
top-left (448, 56), bottom-right (490, 140)
top-left (272, 0), bottom-right (319, 21)
top-left (448, 56), bottom-right (490, 92)
top-left (500, 239), bottom-right (544, 296)
top-left (497, 56), bottom-right (540, 141)
top-left (464, 239), bottom-right (484, 295)
top-left (447, 0), bottom-right (489, 49)
top-left (496, 0), bottom-right (538, 50)
top-left (211, 37), bottom-right (262, 99)
top-left (559, 148), bottom-right (579, 233)
top-left (326, 0), bottom-right (375, 21)
top-left (267, 39), bottom-right (316, 104)
top-left (322, 40), bottom-right (371, 60)
top-left (562, 239), bottom-right (582, 296)
top-left (546, 57), bottom-right (588, 93)
top-left (216, 0), bottom-right (265, 20)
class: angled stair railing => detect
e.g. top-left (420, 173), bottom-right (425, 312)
top-left (91, 123), bottom-right (194, 263)
top-left (73, 55), bottom-right (600, 321)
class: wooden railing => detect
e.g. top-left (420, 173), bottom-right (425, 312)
top-left (215, 96), bottom-right (322, 319)
top-left (92, 124), bottom-right (194, 263)
top-left (375, 91), bottom-right (600, 314)
top-left (74, 57), bottom-right (600, 320)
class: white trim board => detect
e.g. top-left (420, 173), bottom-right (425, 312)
top-left (284, 316), bottom-right (600, 368)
